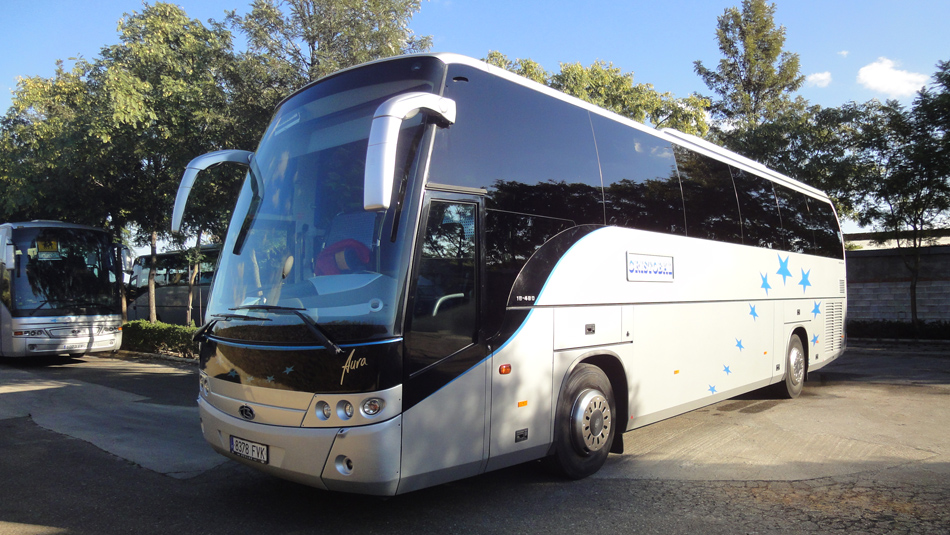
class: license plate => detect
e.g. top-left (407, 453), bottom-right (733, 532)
top-left (230, 436), bottom-right (269, 464)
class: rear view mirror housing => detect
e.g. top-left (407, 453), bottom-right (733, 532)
top-left (364, 92), bottom-right (456, 211)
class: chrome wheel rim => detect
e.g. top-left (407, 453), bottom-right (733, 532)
top-left (789, 344), bottom-right (805, 387)
top-left (571, 389), bottom-right (611, 454)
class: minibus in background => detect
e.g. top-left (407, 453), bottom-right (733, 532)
top-left (173, 53), bottom-right (846, 495)
top-left (0, 221), bottom-right (122, 357)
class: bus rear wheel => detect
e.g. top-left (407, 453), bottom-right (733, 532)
top-left (775, 334), bottom-right (805, 399)
top-left (548, 363), bottom-right (616, 479)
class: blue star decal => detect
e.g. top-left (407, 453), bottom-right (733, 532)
top-left (777, 255), bottom-right (793, 285)
top-left (227, 369), bottom-right (238, 378)
top-left (246, 376), bottom-right (255, 383)
top-left (760, 273), bottom-right (772, 295)
top-left (266, 375), bottom-right (275, 383)
top-left (798, 269), bottom-right (812, 293)
top-left (811, 334), bottom-right (819, 346)
top-left (812, 301), bottom-right (822, 318)
top-left (283, 366), bottom-right (295, 375)
top-left (723, 365), bottom-right (732, 375)
top-left (708, 385), bottom-right (717, 395)
top-left (749, 304), bottom-right (759, 321)
top-left (735, 338), bottom-right (744, 351)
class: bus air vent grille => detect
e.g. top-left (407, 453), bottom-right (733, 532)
top-left (825, 302), bottom-right (844, 353)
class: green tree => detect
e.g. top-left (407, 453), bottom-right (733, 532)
top-left (229, 0), bottom-right (432, 86)
top-left (694, 0), bottom-right (805, 154)
top-left (97, 2), bottom-right (238, 322)
top-left (853, 75), bottom-right (950, 331)
top-left (484, 51), bottom-right (709, 136)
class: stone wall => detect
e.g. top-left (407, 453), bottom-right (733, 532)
top-left (846, 245), bottom-right (950, 322)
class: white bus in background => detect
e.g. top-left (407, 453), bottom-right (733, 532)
top-left (0, 221), bottom-right (123, 358)
top-left (173, 53), bottom-right (846, 495)
top-left (128, 245), bottom-right (219, 326)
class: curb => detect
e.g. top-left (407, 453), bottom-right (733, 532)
top-left (112, 349), bottom-right (198, 365)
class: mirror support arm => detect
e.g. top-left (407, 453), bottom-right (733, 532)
top-left (172, 150), bottom-right (254, 233)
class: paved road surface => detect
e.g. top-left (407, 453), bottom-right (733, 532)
top-left (0, 341), bottom-right (947, 534)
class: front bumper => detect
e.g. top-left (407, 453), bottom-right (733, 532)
top-left (198, 398), bottom-right (403, 495)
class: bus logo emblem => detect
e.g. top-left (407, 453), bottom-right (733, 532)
top-left (239, 405), bottom-right (255, 421)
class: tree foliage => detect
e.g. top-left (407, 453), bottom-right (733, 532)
top-left (483, 51), bottom-right (709, 136)
top-left (694, 0), bottom-right (804, 133)
top-left (229, 0), bottom-right (432, 85)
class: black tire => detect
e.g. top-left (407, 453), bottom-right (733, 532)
top-left (548, 363), bottom-right (616, 479)
top-left (775, 334), bottom-right (805, 399)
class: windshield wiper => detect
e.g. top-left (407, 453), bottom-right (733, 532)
top-left (193, 313), bottom-right (272, 343)
top-left (211, 313), bottom-right (272, 322)
top-left (231, 304), bottom-right (344, 354)
top-left (28, 299), bottom-right (50, 316)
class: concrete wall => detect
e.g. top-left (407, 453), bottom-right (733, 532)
top-left (846, 245), bottom-right (950, 322)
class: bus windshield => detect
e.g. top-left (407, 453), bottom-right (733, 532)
top-left (8, 226), bottom-right (120, 317)
top-left (207, 57), bottom-right (444, 344)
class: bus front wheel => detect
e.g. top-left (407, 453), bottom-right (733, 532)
top-left (775, 334), bottom-right (805, 399)
top-left (548, 363), bottom-right (616, 479)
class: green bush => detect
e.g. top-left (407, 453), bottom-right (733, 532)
top-left (848, 320), bottom-right (950, 341)
top-left (121, 320), bottom-right (199, 358)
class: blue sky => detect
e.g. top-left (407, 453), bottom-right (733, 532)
top-left (2, 0), bottom-right (947, 114)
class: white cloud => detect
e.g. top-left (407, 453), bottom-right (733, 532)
top-left (857, 57), bottom-right (929, 97)
top-left (807, 71), bottom-right (832, 88)
top-left (838, 50), bottom-right (849, 58)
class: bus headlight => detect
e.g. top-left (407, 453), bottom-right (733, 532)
top-left (199, 374), bottom-right (211, 398)
top-left (316, 401), bottom-right (332, 420)
top-left (362, 398), bottom-right (384, 416)
top-left (338, 400), bottom-right (354, 420)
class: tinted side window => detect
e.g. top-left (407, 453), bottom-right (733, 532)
top-left (484, 210), bottom-right (574, 335)
top-left (591, 114), bottom-right (686, 235)
top-left (805, 198), bottom-right (844, 259)
top-left (730, 167), bottom-right (785, 249)
top-left (430, 65), bottom-right (604, 225)
top-left (774, 184), bottom-right (813, 254)
top-left (674, 146), bottom-right (743, 245)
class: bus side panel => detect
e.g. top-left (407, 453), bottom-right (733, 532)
top-left (398, 358), bottom-right (489, 494)
top-left (0, 301), bottom-right (13, 356)
top-left (485, 307), bottom-right (555, 472)
top-left (627, 301), bottom-right (774, 422)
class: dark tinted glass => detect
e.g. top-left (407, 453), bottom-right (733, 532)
top-left (673, 146), bottom-right (743, 244)
top-left (484, 210), bottom-right (574, 334)
top-left (591, 114), bottom-right (686, 235)
top-left (805, 198), bottom-right (844, 259)
top-left (730, 167), bottom-right (784, 249)
top-left (429, 64), bottom-right (604, 225)
top-left (774, 184), bottom-right (813, 254)
top-left (406, 201), bottom-right (478, 374)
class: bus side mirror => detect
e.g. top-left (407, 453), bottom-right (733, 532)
top-left (172, 149), bottom-right (254, 233)
top-left (364, 92), bottom-right (456, 211)
top-left (2, 243), bottom-right (13, 268)
top-left (118, 246), bottom-right (134, 272)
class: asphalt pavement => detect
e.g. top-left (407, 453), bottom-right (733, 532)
top-left (0, 341), bottom-right (948, 534)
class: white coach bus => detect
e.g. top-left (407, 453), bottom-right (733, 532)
top-left (173, 53), bottom-right (846, 495)
top-left (0, 221), bottom-right (123, 357)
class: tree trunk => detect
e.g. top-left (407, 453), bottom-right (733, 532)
top-left (148, 230), bottom-right (158, 323)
